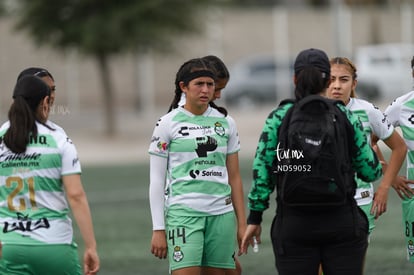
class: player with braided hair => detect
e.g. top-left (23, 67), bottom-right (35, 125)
top-left (149, 57), bottom-right (246, 274)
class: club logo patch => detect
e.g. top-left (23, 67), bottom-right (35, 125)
top-left (173, 246), bottom-right (184, 262)
top-left (214, 122), bottom-right (225, 137)
top-left (407, 240), bottom-right (414, 257)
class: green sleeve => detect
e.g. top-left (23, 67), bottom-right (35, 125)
top-left (247, 103), bottom-right (292, 223)
top-left (337, 104), bottom-right (382, 182)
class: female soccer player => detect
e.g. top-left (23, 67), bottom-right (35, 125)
top-left (0, 75), bottom-right (99, 275)
top-left (149, 57), bottom-right (246, 274)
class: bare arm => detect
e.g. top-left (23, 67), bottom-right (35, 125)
top-left (373, 134), bottom-right (414, 200)
top-left (63, 174), bottom-right (100, 275)
top-left (227, 152), bottom-right (247, 256)
top-left (371, 131), bottom-right (406, 218)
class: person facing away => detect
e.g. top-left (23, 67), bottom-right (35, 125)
top-left (0, 67), bottom-right (59, 264)
top-left (382, 55), bottom-right (414, 263)
top-left (166, 55), bottom-right (243, 275)
top-left (149, 57), bottom-right (246, 275)
top-left (240, 48), bottom-right (382, 275)
top-left (0, 75), bottom-right (99, 275)
top-left (0, 67), bottom-right (65, 135)
top-left (17, 67), bottom-right (57, 106)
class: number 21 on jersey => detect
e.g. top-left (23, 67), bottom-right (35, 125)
top-left (6, 176), bottom-right (37, 211)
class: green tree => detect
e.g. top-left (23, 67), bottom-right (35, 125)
top-left (12, 0), bottom-right (210, 136)
top-left (0, 0), bottom-right (8, 16)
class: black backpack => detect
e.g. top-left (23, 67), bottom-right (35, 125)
top-left (274, 95), bottom-right (356, 209)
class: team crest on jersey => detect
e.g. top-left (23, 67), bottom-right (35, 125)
top-left (214, 122), bottom-right (225, 137)
top-left (407, 240), bottom-right (414, 257)
top-left (173, 246), bottom-right (184, 262)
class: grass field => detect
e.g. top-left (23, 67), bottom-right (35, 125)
top-left (75, 155), bottom-right (414, 275)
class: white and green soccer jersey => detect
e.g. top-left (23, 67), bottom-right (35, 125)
top-left (347, 97), bottom-right (394, 205)
top-left (385, 91), bottom-right (414, 187)
top-left (385, 91), bottom-right (414, 263)
top-left (148, 106), bottom-right (240, 217)
top-left (0, 121), bottom-right (81, 245)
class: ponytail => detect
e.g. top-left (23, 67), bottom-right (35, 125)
top-left (3, 97), bottom-right (37, 153)
top-left (167, 92), bottom-right (182, 112)
top-left (3, 75), bottom-right (50, 154)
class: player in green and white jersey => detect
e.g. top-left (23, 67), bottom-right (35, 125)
top-left (149, 58), bottom-right (246, 274)
top-left (0, 75), bottom-right (99, 274)
top-left (328, 57), bottom-right (406, 231)
top-left (167, 55), bottom-right (243, 275)
top-left (322, 57), bottom-right (406, 275)
top-left (383, 56), bottom-right (414, 263)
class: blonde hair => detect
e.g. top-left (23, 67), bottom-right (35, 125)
top-left (330, 57), bottom-right (358, 98)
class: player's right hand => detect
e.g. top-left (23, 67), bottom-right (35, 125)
top-left (151, 230), bottom-right (168, 259)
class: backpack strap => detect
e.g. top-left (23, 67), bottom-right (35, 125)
top-left (331, 101), bottom-right (355, 188)
top-left (331, 100), bottom-right (361, 237)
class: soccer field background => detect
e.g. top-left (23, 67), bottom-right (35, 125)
top-left (76, 154), bottom-right (413, 275)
